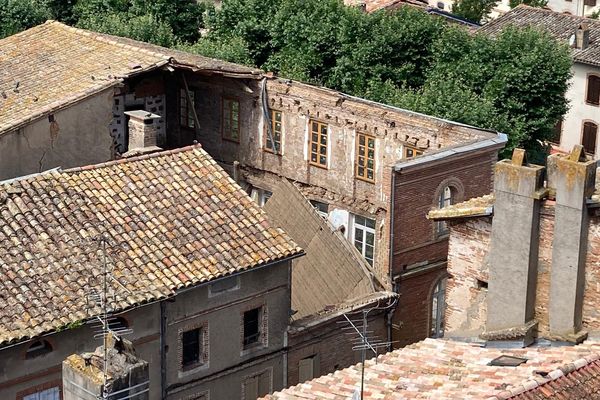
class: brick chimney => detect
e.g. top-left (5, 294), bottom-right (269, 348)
top-left (62, 334), bottom-right (149, 400)
top-left (547, 145), bottom-right (596, 343)
top-left (574, 22), bottom-right (590, 50)
top-left (483, 149), bottom-right (544, 346)
top-left (123, 110), bottom-right (162, 157)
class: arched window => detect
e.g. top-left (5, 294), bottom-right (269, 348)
top-left (582, 121), bottom-right (598, 155)
top-left (586, 75), bottom-right (600, 105)
top-left (25, 340), bottom-right (52, 359)
top-left (436, 186), bottom-right (454, 236)
top-left (430, 277), bottom-right (447, 338)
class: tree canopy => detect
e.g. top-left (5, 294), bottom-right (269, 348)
top-left (0, 0), bottom-right (573, 161)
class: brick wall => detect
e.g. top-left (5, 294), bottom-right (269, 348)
top-left (393, 263), bottom-right (447, 347)
top-left (392, 149), bottom-right (497, 273)
top-left (445, 203), bottom-right (600, 339)
top-left (287, 312), bottom-right (387, 387)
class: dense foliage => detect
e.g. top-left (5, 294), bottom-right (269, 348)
top-left (451, 0), bottom-right (498, 23)
top-left (0, 0), bottom-right (572, 161)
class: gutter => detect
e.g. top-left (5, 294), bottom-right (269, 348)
top-left (394, 133), bottom-right (508, 172)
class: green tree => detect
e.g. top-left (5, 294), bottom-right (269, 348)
top-left (451, 0), bottom-right (498, 23)
top-left (0, 0), bottom-right (50, 38)
top-left (509, 0), bottom-right (548, 8)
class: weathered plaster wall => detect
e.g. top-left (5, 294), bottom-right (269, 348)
top-left (0, 88), bottom-right (114, 181)
top-left (0, 261), bottom-right (292, 400)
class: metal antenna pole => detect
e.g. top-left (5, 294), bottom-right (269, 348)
top-left (360, 310), bottom-right (366, 400)
top-left (102, 237), bottom-right (108, 400)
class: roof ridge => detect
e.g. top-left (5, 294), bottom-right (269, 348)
top-left (63, 144), bottom-right (203, 173)
top-left (52, 20), bottom-right (172, 61)
top-left (513, 3), bottom-right (600, 23)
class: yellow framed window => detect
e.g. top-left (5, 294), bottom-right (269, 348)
top-left (265, 110), bottom-right (282, 153)
top-left (404, 146), bottom-right (423, 159)
top-left (356, 133), bottom-right (375, 182)
top-left (309, 120), bottom-right (328, 168)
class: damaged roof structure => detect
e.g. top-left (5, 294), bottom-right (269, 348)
top-left (0, 145), bottom-right (301, 346)
top-left (0, 20), bottom-right (260, 135)
top-left (263, 178), bottom-right (396, 323)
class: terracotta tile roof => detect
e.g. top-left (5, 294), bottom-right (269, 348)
top-left (0, 21), bottom-right (260, 135)
top-left (479, 5), bottom-right (600, 67)
top-left (264, 338), bottom-right (600, 399)
top-left (263, 179), bottom-right (391, 321)
top-left (0, 145), bottom-right (301, 346)
top-left (428, 194), bottom-right (495, 220)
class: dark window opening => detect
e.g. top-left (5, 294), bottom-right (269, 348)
top-left (243, 308), bottom-right (261, 347)
top-left (587, 75), bottom-right (600, 105)
top-left (26, 340), bottom-right (53, 359)
top-left (182, 328), bottom-right (201, 367)
top-left (550, 120), bottom-right (562, 145)
top-left (582, 121), bottom-right (598, 155)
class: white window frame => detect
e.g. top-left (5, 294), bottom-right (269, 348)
top-left (350, 214), bottom-right (376, 266)
top-left (430, 277), bottom-right (447, 338)
top-left (22, 387), bottom-right (60, 400)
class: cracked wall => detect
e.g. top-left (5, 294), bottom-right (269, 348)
top-left (0, 88), bottom-right (114, 181)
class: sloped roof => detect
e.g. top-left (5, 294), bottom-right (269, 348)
top-left (0, 21), bottom-right (260, 135)
top-left (479, 5), bottom-right (600, 67)
top-left (0, 145), bottom-right (301, 346)
top-left (264, 338), bottom-right (600, 400)
top-left (263, 178), bottom-right (386, 321)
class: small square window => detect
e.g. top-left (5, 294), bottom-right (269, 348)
top-left (182, 328), bottom-right (201, 367)
top-left (243, 308), bottom-right (262, 348)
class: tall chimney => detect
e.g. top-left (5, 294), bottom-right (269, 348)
top-left (574, 23), bottom-right (590, 50)
top-left (124, 110), bottom-right (162, 156)
top-left (62, 335), bottom-right (149, 400)
top-left (547, 145), bottom-right (595, 342)
top-left (484, 149), bottom-right (544, 346)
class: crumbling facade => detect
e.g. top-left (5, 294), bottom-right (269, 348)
top-left (430, 146), bottom-right (600, 344)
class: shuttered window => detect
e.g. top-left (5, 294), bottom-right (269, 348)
top-left (243, 370), bottom-right (271, 400)
top-left (582, 121), bottom-right (598, 155)
top-left (587, 75), bottom-right (600, 105)
top-left (584, 0), bottom-right (596, 6)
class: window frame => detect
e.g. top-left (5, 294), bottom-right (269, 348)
top-left (403, 145), bottom-right (423, 159)
top-left (586, 74), bottom-right (600, 106)
top-left (355, 132), bottom-right (376, 183)
top-left (429, 276), bottom-right (447, 339)
top-left (16, 381), bottom-right (62, 400)
top-left (351, 214), bottom-right (376, 266)
top-left (581, 120), bottom-right (598, 155)
top-left (310, 200), bottom-right (329, 219)
top-left (435, 186), bottom-right (454, 237)
top-left (264, 109), bottom-right (283, 154)
top-left (550, 119), bottom-right (563, 145)
top-left (308, 119), bottom-right (329, 169)
top-left (179, 88), bottom-right (196, 129)
top-left (222, 97), bottom-right (241, 143)
top-left (242, 368), bottom-right (272, 400)
top-left (178, 321), bottom-right (209, 372)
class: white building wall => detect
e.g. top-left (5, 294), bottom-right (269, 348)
top-left (428, 0), bottom-right (599, 18)
top-left (560, 62), bottom-right (600, 156)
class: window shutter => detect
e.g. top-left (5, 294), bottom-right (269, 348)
top-left (584, 0), bottom-right (596, 6)
top-left (587, 76), bottom-right (600, 105)
top-left (258, 370), bottom-right (271, 397)
top-left (582, 122), bottom-right (598, 155)
top-left (298, 357), bottom-right (315, 383)
top-left (244, 377), bottom-right (259, 400)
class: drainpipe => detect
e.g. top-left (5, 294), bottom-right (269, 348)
top-left (160, 301), bottom-right (167, 400)
top-left (386, 167), bottom-right (397, 351)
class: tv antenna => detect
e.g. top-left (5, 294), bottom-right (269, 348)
top-left (339, 298), bottom-right (398, 400)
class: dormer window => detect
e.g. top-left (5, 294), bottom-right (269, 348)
top-left (25, 340), bottom-right (52, 359)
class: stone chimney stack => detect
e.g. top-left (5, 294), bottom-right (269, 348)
top-left (575, 22), bottom-right (590, 50)
top-left (124, 110), bottom-right (162, 156)
top-left (484, 149), bottom-right (544, 346)
top-left (547, 146), bottom-right (596, 342)
top-left (62, 335), bottom-right (149, 400)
